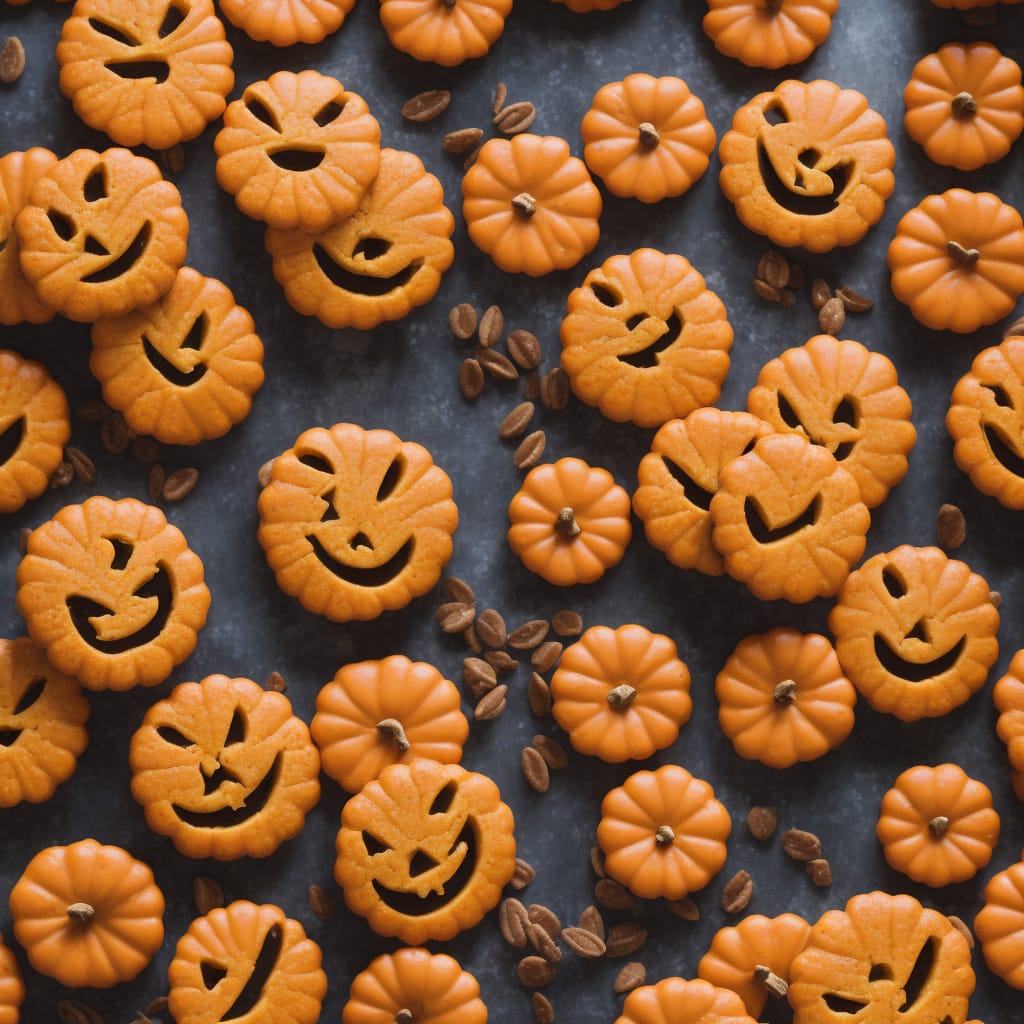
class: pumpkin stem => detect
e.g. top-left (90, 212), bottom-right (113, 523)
top-left (928, 815), bottom-right (950, 838)
top-left (947, 240), bottom-right (980, 266)
top-left (66, 902), bottom-right (95, 923)
top-left (396, 1011), bottom-right (413, 1024)
top-left (754, 964), bottom-right (790, 999)
top-left (951, 91), bottom-right (977, 119)
top-left (637, 121), bottom-right (660, 148)
top-left (442, 0), bottom-right (456, 6)
top-left (555, 507), bottom-right (581, 537)
top-left (376, 718), bottom-right (410, 752)
top-left (607, 683), bottom-right (638, 708)
top-left (773, 679), bottom-right (798, 705)
top-left (512, 192), bottom-right (537, 217)
top-left (655, 825), bottom-right (675, 845)
top-left (764, 0), bottom-right (783, 13)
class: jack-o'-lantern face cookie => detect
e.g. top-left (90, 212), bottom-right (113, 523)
top-left (0, 350), bottom-right (70, 514)
top-left (16, 495), bottom-right (211, 691)
top-left (559, 248), bottom-right (733, 427)
top-left (719, 79), bottom-right (895, 252)
top-left (994, 650), bottom-right (1024, 783)
top-left (0, 637), bottom-right (90, 809)
top-left (948, 336), bottom-right (1024, 509)
top-left (828, 545), bottom-right (1000, 721)
top-left (258, 423), bottom-right (458, 623)
top-left (169, 901), bottom-right (326, 1024)
top-left (130, 675), bottom-right (321, 860)
top-left (633, 408), bottom-right (771, 576)
top-left (747, 335), bottom-right (916, 508)
top-left (0, 932), bottom-right (24, 1024)
top-left (89, 266), bottom-right (265, 446)
top-left (215, 70), bottom-right (381, 233)
top-left (266, 148), bottom-right (455, 331)
top-left (57, 0), bottom-right (234, 151)
top-left (335, 759), bottom-right (516, 945)
top-left (15, 147), bottom-right (188, 323)
top-left (710, 431), bottom-right (870, 603)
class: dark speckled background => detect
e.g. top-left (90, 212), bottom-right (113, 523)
top-left (2, 0), bottom-right (1024, 1020)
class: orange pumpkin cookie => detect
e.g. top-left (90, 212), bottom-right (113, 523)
top-left (947, 336), bottom-right (1024, 509)
top-left (703, 0), bottom-right (838, 69)
top-left (974, 858), bottom-right (1024, 990)
top-left (130, 674), bottom-right (321, 860)
top-left (220, 0), bottom-right (354, 45)
top-left (266, 148), bottom-right (454, 330)
top-left (0, 148), bottom-right (59, 325)
top-left (0, 637), bottom-right (89, 808)
top-left (710, 432), bottom-right (870, 604)
top-left (634, 409), bottom-right (770, 576)
top-left (89, 267), bottom-right (264, 445)
top-left (698, 914), bottom-right (812, 1018)
top-left (994, 650), bottom-right (1024, 788)
top-left (747, 335), bottom-right (915, 509)
top-left (904, 43), bottom-right (1024, 171)
top-left (789, 891), bottom-right (975, 1024)
top-left (334, 759), bottom-right (516, 944)
top-left (9, 838), bottom-right (165, 988)
top-left (168, 901), bottom-right (327, 1024)
top-left (828, 545), bottom-right (1000, 721)
top-left (379, 0), bottom-right (513, 65)
top-left (312, 655), bottom-right (469, 793)
top-left (15, 147), bottom-right (188, 323)
top-left (16, 495), bottom-right (211, 691)
top-left (597, 764), bottom-right (730, 899)
top-left (215, 71), bottom-right (381, 233)
top-left (888, 189), bottom-right (1024, 334)
top-left (507, 457), bottom-right (632, 586)
top-left (715, 628), bottom-right (856, 770)
top-left (877, 764), bottom-right (1000, 887)
top-left (719, 79), bottom-right (895, 252)
top-left (552, 0), bottom-right (630, 11)
top-left (581, 75), bottom-right (716, 203)
top-left (615, 978), bottom-right (757, 1024)
top-left (258, 423), bottom-right (458, 622)
top-left (462, 134), bottom-right (602, 276)
top-left (0, 934), bottom-right (23, 1024)
top-left (343, 948), bottom-right (487, 1024)
top-left (0, 349), bottom-right (70, 514)
top-left (551, 624), bottom-right (692, 763)
top-left (57, 0), bottom-right (234, 150)
top-left (560, 248), bottom-right (733, 427)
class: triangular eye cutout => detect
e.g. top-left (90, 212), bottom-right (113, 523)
top-left (881, 566), bottom-right (906, 598)
top-left (13, 677), bottom-right (46, 716)
top-left (157, 2), bottom-right (187, 36)
top-left (320, 489), bottom-right (339, 522)
top-left (429, 782), bottom-right (457, 815)
top-left (47, 210), bottom-right (75, 241)
top-left (353, 237), bottom-right (391, 261)
top-left (224, 708), bottom-right (246, 746)
top-left (313, 98), bottom-right (347, 126)
top-left (108, 538), bottom-right (134, 571)
top-left (833, 396), bottom-right (857, 427)
top-left (180, 312), bottom-right (207, 351)
top-left (363, 831), bottom-right (390, 855)
top-left (661, 455), bottom-right (713, 512)
top-left (298, 452), bottom-right (334, 474)
top-left (245, 97), bottom-right (279, 130)
top-left (200, 961), bottom-right (228, 989)
top-left (87, 18), bottom-right (139, 46)
top-left (376, 456), bottom-right (405, 501)
top-left (763, 103), bottom-right (789, 126)
top-left (899, 937), bottom-right (937, 1013)
top-left (83, 168), bottom-right (106, 203)
top-left (987, 382), bottom-right (1015, 409)
top-left (777, 391), bottom-right (804, 431)
top-left (590, 282), bottom-right (620, 307)
top-left (0, 416), bottom-right (25, 467)
top-left (157, 725), bottom-right (194, 747)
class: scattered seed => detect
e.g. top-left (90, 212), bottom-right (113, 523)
top-left (147, 464), bottom-right (165, 501)
top-left (131, 437), bottom-right (160, 463)
top-left (527, 673), bottom-right (552, 716)
top-left (512, 857), bottom-right (535, 890)
top-left (540, 367), bottom-right (569, 410)
top-left (401, 88), bottom-right (451, 122)
top-left (787, 263), bottom-right (805, 289)
top-left (440, 603), bottom-right (476, 634)
top-left (463, 143), bottom-right (482, 171)
top-left (308, 884), bottom-right (333, 920)
top-left (500, 898), bottom-right (530, 947)
top-left (463, 622), bottom-right (482, 653)
top-left (436, 600), bottom-right (470, 623)
top-left (100, 411), bottom-right (132, 453)
top-left (532, 992), bottom-right (554, 1024)
top-left (532, 734), bottom-right (568, 770)
top-left (0, 37), bottom-right (26, 84)
top-left (518, 956), bottom-right (556, 988)
top-left (747, 806), bottom-right (778, 841)
top-left (478, 346), bottom-right (519, 381)
top-left (193, 875), bottom-right (224, 915)
top-left (781, 829), bottom-right (822, 862)
top-left (514, 430), bottom-right (546, 469)
top-left (257, 458), bottom-right (275, 488)
top-left (990, 590), bottom-right (1002, 608)
top-left (806, 858), bottom-right (832, 887)
top-left (478, 304), bottom-right (504, 348)
top-left (441, 576), bottom-right (476, 604)
top-left (561, 925), bottom-right (606, 959)
top-left (531, 640), bottom-right (563, 672)
top-left (836, 286), bottom-right (874, 312)
top-left (76, 399), bottom-right (109, 422)
top-left (595, 877), bottom-right (634, 910)
top-left (523, 370), bottom-right (542, 400)
top-left (493, 81), bottom-right (508, 115)
top-left (578, 904), bottom-right (605, 941)
top-left (463, 657), bottom-right (497, 697)
top-left (443, 127), bottom-right (484, 153)
top-left (18, 526), bottom-right (31, 553)
top-left (666, 896), bottom-right (699, 921)
top-left (65, 446), bottom-right (96, 484)
top-left (758, 250), bottom-right (790, 290)
top-left (948, 915), bottom-right (974, 948)
top-left (50, 461), bottom-right (74, 488)
top-left (160, 143), bottom-right (185, 175)
top-left (507, 329), bottom-right (542, 370)
top-left (527, 906), bottom-right (561, 942)
top-left (551, 609), bottom-right (583, 636)
top-left (590, 845), bottom-right (607, 879)
top-left (810, 278), bottom-right (833, 310)
top-left (474, 684), bottom-right (508, 720)
top-left (606, 921), bottom-right (647, 958)
top-left (473, 607), bottom-right (506, 647)
top-left (527, 922), bottom-right (562, 962)
top-left (459, 357), bottom-right (485, 400)
top-left (57, 1001), bottom-right (103, 1024)
top-left (510, 619), bottom-right (550, 649)
top-left (485, 649), bottom-right (518, 673)
top-left (721, 870), bottom-right (753, 914)
top-left (754, 964), bottom-right (789, 999)
top-left (264, 670), bottom-right (286, 692)
top-left (818, 296), bottom-right (846, 335)
top-left (614, 962), bottom-right (647, 994)
top-left (937, 503), bottom-right (966, 549)
top-left (449, 303), bottom-right (478, 339)
top-left (499, 401), bottom-right (536, 439)
top-left (521, 745), bottom-right (550, 792)
top-left (495, 100), bottom-right (536, 134)
top-left (779, 288), bottom-right (796, 308)
top-left (163, 467), bottom-right (199, 502)
top-left (145, 998), bottom-right (169, 1016)
top-left (754, 278), bottom-right (782, 303)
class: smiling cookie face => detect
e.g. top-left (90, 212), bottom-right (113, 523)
top-left (130, 676), bottom-right (321, 860)
top-left (14, 147), bottom-right (188, 322)
top-left (16, 495), bottom-right (210, 691)
top-left (829, 545), bottom-right (1000, 721)
top-left (258, 423), bottom-right (458, 622)
top-left (719, 79), bottom-right (895, 252)
top-left (335, 759), bottom-right (516, 945)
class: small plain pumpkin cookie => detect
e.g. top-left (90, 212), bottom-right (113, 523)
top-left (0, 932), bottom-right (24, 1024)
top-left (379, 0), bottom-right (512, 65)
top-left (975, 858), bottom-right (1024, 990)
top-left (994, 649), bottom-right (1024, 785)
top-left (220, 0), bottom-right (354, 46)
top-left (703, 0), bottom-right (838, 69)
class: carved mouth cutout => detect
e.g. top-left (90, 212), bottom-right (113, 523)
top-left (308, 532), bottom-right (414, 587)
top-left (172, 753), bottom-right (283, 829)
top-left (142, 313), bottom-right (208, 387)
top-left (81, 222), bottom-right (152, 284)
top-left (777, 392), bottom-right (858, 461)
top-left (983, 422), bottom-right (1024, 480)
top-left (873, 630), bottom-right (968, 682)
top-left (0, 416), bottom-right (26, 467)
top-left (104, 59), bottom-right (170, 84)
top-left (313, 242), bottom-right (418, 297)
top-left (67, 551), bottom-right (174, 653)
top-left (618, 312), bottom-right (684, 369)
top-left (201, 923), bottom-right (283, 1022)
top-left (757, 138), bottom-right (850, 217)
top-left (0, 676), bottom-right (46, 747)
top-left (744, 494), bottom-right (822, 544)
top-left (661, 455), bottom-right (714, 512)
top-left (269, 148), bottom-right (325, 172)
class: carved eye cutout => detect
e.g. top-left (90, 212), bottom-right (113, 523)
top-left (618, 311), bottom-right (683, 369)
top-left (142, 314), bottom-right (209, 388)
top-left (156, 724), bottom-right (194, 748)
top-left (297, 451), bottom-right (334, 474)
top-left (246, 97), bottom-right (279, 131)
top-left (376, 456), bottom-right (405, 501)
top-left (881, 566), bottom-right (906, 599)
top-left (590, 282), bottom-right (621, 307)
top-left (47, 210), bottom-right (76, 242)
top-left (81, 221), bottom-right (152, 285)
top-left (87, 18), bottom-right (140, 46)
top-left (313, 98), bottom-right (347, 127)
top-left (983, 422), bottom-right (1024, 478)
top-left (157, 2), bottom-right (187, 37)
top-left (108, 537), bottom-right (134, 570)
top-left (353, 236), bottom-right (392, 261)
top-left (822, 994), bottom-right (869, 1014)
top-left (0, 416), bottom-right (26, 468)
top-left (319, 488), bottom-right (339, 522)
top-left (661, 454), bottom-right (713, 512)
top-left (224, 708), bottom-right (246, 747)
top-left (987, 382), bottom-right (1015, 408)
top-left (201, 961), bottom-right (227, 990)
top-left (0, 676), bottom-right (48, 746)
top-left (83, 168), bottom-right (106, 203)
top-left (763, 103), bottom-right (788, 126)
top-left (777, 392), bottom-right (803, 430)
top-left (362, 832), bottom-right (390, 856)
top-left (429, 781), bottom-right (457, 816)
